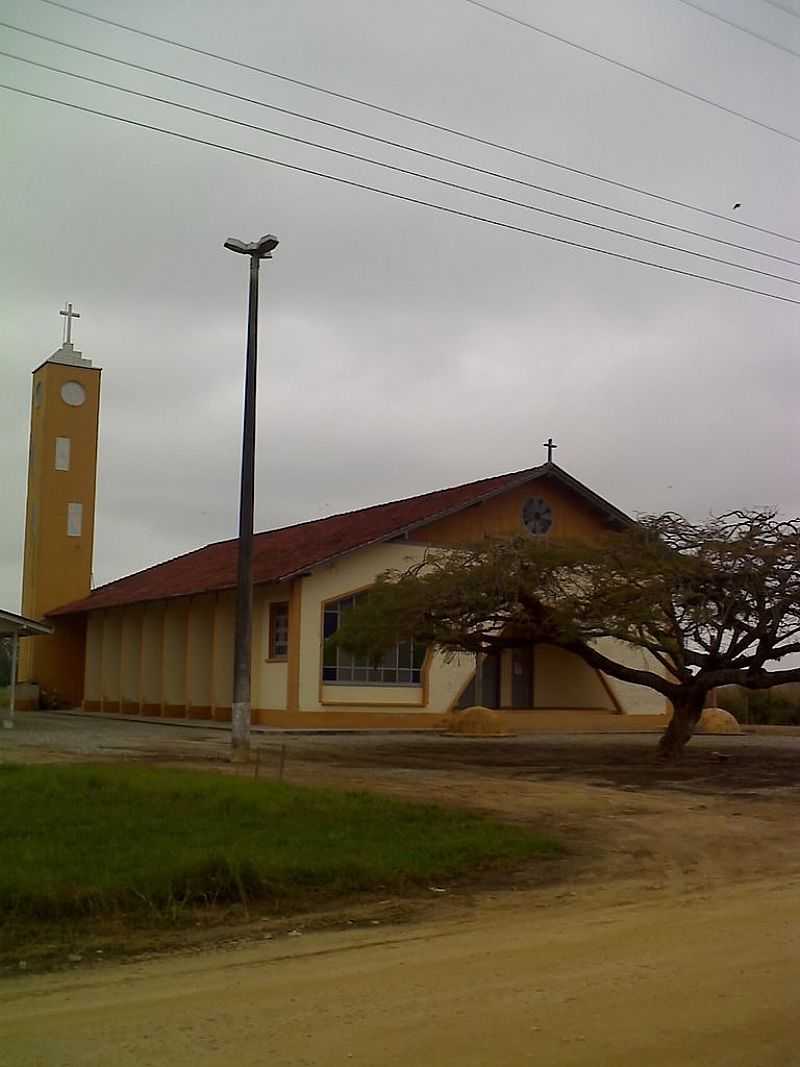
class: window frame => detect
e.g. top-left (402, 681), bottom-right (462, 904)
top-left (321, 592), bottom-right (425, 687)
top-left (267, 601), bottom-right (289, 661)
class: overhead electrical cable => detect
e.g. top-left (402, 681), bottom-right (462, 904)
top-left (6, 22), bottom-right (800, 273)
top-left (23, 0), bottom-right (800, 246)
top-left (461, 0), bottom-right (800, 145)
top-left (670, 0), bottom-right (800, 59)
top-left (5, 49), bottom-right (798, 286)
top-left (3, 82), bottom-right (799, 308)
top-left (4, 24), bottom-right (799, 268)
top-left (759, 0), bottom-right (800, 20)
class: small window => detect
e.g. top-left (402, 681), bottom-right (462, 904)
top-left (55, 437), bottom-right (71, 471)
top-left (67, 502), bottom-right (82, 537)
top-left (268, 602), bottom-right (289, 659)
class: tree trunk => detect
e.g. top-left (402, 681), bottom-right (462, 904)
top-left (658, 689), bottom-right (707, 760)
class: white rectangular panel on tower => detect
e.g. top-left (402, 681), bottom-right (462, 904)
top-left (67, 502), bottom-right (83, 537)
top-left (55, 437), bottom-right (71, 471)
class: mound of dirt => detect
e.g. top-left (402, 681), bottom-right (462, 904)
top-left (697, 707), bottom-right (742, 735)
top-left (437, 707), bottom-right (514, 737)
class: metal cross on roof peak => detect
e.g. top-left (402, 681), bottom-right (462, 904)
top-left (543, 437), bottom-right (558, 463)
top-left (59, 302), bottom-right (80, 345)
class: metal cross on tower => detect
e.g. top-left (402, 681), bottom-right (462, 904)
top-left (543, 437), bottom-right (558, 463)
top-left (60, 302), bottom-right (80, 344)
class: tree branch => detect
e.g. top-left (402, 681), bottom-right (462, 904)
top-left (706, 665), bottom-right (800, 689)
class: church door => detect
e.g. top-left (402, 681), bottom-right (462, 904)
top-left (510, 646), bottom-right (534, 709)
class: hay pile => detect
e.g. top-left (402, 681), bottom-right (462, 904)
top-left (697, 707), bottom-right (742, 735)
top-left (437, 706), bottom-right (514, 737)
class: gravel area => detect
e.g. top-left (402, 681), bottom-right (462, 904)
top-left (4, 710), bottom-right (800, 789)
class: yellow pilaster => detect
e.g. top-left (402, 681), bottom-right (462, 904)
top-left (287, 578), bottom-right (303, 712)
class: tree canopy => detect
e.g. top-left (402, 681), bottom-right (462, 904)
top-left (332, 509), bottom-right (800, 756)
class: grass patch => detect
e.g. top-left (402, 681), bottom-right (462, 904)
top-left (0, 764), bottom-right (559, 925)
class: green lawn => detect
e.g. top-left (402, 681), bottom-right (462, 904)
top-left (0, 764), bottom-right (559, 922)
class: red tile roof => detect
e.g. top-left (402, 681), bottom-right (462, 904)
top-left (49, 463), bottom-right (630, 616)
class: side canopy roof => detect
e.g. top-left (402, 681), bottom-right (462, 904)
top-left (50, 462), bottom-right (631, 617)
top-left (0, 608), bottom-right (54, 637)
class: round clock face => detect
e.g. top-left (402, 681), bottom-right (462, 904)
top-left (522, 496), bottom-right (553, 535)
top-left (61, 381), bottom-right (86, 407)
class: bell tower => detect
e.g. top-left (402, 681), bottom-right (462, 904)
top-left (18, 304), bottom-right (101, 698)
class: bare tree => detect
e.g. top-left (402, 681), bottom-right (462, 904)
top-left (333, 510), bottom-right (800, 757)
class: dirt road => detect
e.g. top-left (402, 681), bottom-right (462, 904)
top-left (4, 715), bottom-right (800, 1063)
top-left (3, 877), bottom-right (798, 1066)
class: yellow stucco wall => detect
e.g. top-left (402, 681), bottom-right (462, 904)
top-left (120, 605), bottom-right (143, 707)
top-left (80, 547), bottom-right (668, 721)
top-left (253, 587), bottom-right (291, 713)
top-left (430, 651), bottom-right (475, 715)
top-left (80, 584), bottom-right (668, 721)
top-left (187, 596), bottom-right (214, 711)
top-left (534, 645), bottom-right (616, 710)
top-left (212, 592), bottom-right (235, 710)
top-left (141, 602), bottom-right (164, 709)
top-left (412, 475), bottom-right (612, 547)
top-left (101, 609), bottom-right (122, 706)
top-left (162, 599), bottom-right (188, 710)
top-left (251, 587), bottom-right (267, 710)
top-left (318, 683), bottom-right (425, 708)
top-left (82, 585), bottom-right (293, 718)
top-left (84, 611), bottom-right (103, 704)
top-left (594, 638), bottom-right (672, 716)
top-left (298, 542), bottom-right (473, 716)
top-left (294, 538), bottom-right (636, 719)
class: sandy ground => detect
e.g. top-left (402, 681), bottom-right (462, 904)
top-left (3, 713), bottom-right (800, 1064)
top-left (2, 879), bottom-right (799, 1066)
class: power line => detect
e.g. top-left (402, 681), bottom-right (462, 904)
top-left (6, 49), bottom-right (799, 288)
top-left (671, 0), bottom-right (800, 59)
top-left (759, 0), bottom-right (800, 20)
top-left (4, 81), bottom-right (799, 308)
top-left (462, 0), bottom-right (800, 145)
top-left (26, 0), bottom-right (800, 247)
top-left (5, 23), bottom-right (799, 270)
top-left (6, 22), bottom-right (799, 271)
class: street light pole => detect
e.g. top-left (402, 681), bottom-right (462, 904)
top-left (224, 233), bottom-right (279, 763)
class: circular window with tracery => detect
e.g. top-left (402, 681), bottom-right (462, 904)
top-left (522, 497), bottom-right (553, 535)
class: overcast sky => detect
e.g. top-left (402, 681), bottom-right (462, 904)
top-left (2, 0), bottom-right (799, 609)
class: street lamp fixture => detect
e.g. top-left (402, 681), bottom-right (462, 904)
top-left (224, 234), bottom-right (280, 258)
top-left (224, 232), bottom-right (279, 762)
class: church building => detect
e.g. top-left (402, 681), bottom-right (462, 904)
top-left (19, 312), bottom-right (669, 730)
